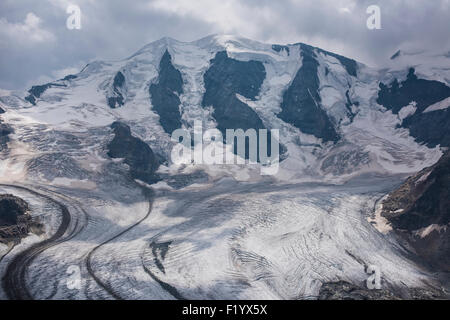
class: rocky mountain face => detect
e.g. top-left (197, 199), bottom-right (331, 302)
top-left (277, 44), bottom-right (341, 143)
top-left (318, 280), bottom-right (448, 300)
top-left (0, 36), bottom-right (449, 299)
top-left (24, 78), bottom-right (73, 106)
top-left (202, 50), bottom-right (273, 160)
top-left (0, 194), bottom-right (29, 226)
top-left (202, 50), bottom-right (266, 135)
top-left (0, 194), bottom-right (39, 244)
top-left (107, 121), bottom-right (160, 184)
top-left (107, 71), bottom-right (126, 109)
top-left (149, 50), bottom-right (184, 135)
top-left (377, 68), bottom-right (450, 147)
top-left (0, 121), bottom-right (12, 152)
top-left (382, 150), bottom-right (450, 271)
top-left (0, 35), bottom-right (448, 180)
top-left (0, 34), bottom-right (448, 214)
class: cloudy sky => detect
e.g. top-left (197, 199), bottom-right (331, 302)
top-left (0, 0), bottom-right (449, 90)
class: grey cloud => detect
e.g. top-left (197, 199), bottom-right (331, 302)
top-left (0, 0), bottom-right (449, 90)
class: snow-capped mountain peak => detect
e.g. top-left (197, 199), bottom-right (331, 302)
top-left (0, 35), bottom-right (448, 184)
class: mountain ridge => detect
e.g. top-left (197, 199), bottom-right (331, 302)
top-left (1, 35), bottom-right (450, 299)
top-left (0, 34), bottom-right (448, 184)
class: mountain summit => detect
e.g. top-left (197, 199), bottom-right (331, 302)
top-left (1, 35), bottom-right (448, 182)
top-left (0, 35), bottom-right (449, 299)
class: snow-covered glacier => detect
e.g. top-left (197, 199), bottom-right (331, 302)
top-left (0, 35), bottom-right (449, 299)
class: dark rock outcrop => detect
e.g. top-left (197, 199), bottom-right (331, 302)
top-left (377, 68), bottom-right (450, 115)
top-left (291, 43), bottom-right (358, 77)
top-left (202, 51), bottom-right (266, 135)
top-left (149, 50), bottom-right (183, 134)
top-left (107, 121), bottom-right (160, 184)
top-left (0, 194), bottom-right (42, 244)
top-left (0, 120), bottom-right (13, 151)
top-left (0, 194), bottom-right (29, 226)
top-left (377, 68), bottom-right (450, 147)
top-left (382, 151), bottom-right (450, 271)
top-left (318, 281), bottom-right (401, 300)
top-left (318, 281), bottom-right (447, 300)
top-left (344, 89), bottom-right (359, 122)
top-left (307, 44), bottom-right (358, 77)
top-left (0, 106), bottom-right (5, 114)
top-left (271, 44), bottom-right (290, 55)
top-left (25, 82), bottom-right (66, 105)
top-left (202, 51), bottom-right (279, 161)
top-left (390, 50), bottom-right (401, 60)
top-left (277, 44), bottom-right (340, 142)
top-left (62, 74), bottom-right (77, 81)
top-left (24, 73), bottom-right (78, 105)
top-left (25, 83), bottom-right (51, 105)
top-left (107, 71), bottom-right (126, 109)
top-left (402, 108), bottom-right (450, 147)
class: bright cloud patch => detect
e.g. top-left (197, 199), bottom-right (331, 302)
top-left (0, 12), bottom-right (55, 45)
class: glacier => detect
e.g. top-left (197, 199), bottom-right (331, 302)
top-left (0, 35), bottom-right (449, 299)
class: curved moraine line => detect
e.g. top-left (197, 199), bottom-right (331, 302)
top-left (0, 184), bottom-right (74, 300)
top-left (85, 186), bottom-right (155, 300)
